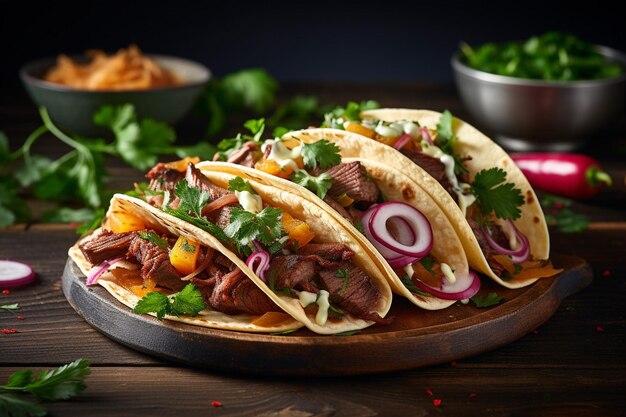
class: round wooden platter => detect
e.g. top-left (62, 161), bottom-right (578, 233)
top-left (62, 253), bottom-right (592, 376)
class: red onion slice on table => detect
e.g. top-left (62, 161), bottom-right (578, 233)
top-left (0, 260), bottom-right (36, 288)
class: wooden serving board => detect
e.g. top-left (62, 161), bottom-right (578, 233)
top-left (62, 254), bottom-right (592, 376)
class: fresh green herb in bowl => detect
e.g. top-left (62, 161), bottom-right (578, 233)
top-left (460, 32), bottom-right (623, 81)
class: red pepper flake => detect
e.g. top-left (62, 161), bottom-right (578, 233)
top-left (424, 389), bottom-right (433, 396)
top-left (211, 401), bottom-right (222, 408)
top-left (433, 399), bottom-right (442, 407)
top-left (596, 325), bottom-right (605, 332)
top-left (10, 328), bottom-right (17, 333)
top-left (2, 329), bottom-right (10, 334)
top-left (2, 290), bottom-right (9, 295)
top-left (469, 392), bottom-right (478, 398)
top-left (17, 316), bottom-right (25, 320)
top-left (450, 361), bottom-right (457, 368)
top-left (602, 270), bottom-right (611, 277)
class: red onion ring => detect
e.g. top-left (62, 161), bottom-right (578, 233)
top-left (0, 260), bottom-right (36, 288)
top-left (393, 133), bottom-right (412, 150)
top-left (420, 128), bottom-right (434, 145)
top-left (411, 271), bottom-right (481, 300)
top-left (365, 202), bottom-right (433, 258)
top-left (387, 255), bottom-right (419, 269)
top-left (482, 220), bottom-right (530, 264)
top-left (246, 250), bottom-right (271, 283)
top-left (86, 258), bottom-right (124, 286)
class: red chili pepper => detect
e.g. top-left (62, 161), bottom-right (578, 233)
top-left (510, 153), bottom-right (612, 199)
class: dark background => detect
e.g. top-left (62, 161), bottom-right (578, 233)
top-left (2, 1), bottom-right (625, 89)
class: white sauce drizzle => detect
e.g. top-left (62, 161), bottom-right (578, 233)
top-left (441, 263), bottom-right (456, 284)
top-left (261, 139), bottom-right (303, 172)
top-left (235, 191), bottom-right (263, 214)
top-left (298, 291), bottom-right (318, 308)
top-left (315, 290), bottom-right (330, 326)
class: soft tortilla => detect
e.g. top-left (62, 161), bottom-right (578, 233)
top-left (197, 159), bottom-right (469, 310)
top-left (289, 114), bottom-right (550, 289)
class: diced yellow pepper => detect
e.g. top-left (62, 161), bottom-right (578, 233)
top-left (164, 156), bottom-right (201, 172)
top-left (334, 193), bottom-right (354, 207)
top-left (170, 236), bottom-right (200, 275)
top-left (107, 211), bottom-right (146, 233)
top-left (254, 158), bottom-right (294, 179)
top-left (345, 122), bottom-right (376, 139)
top-left (282, 212), bottom-right (315, 248)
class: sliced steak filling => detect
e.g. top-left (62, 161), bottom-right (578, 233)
top-left (185, 164), bottom-right (230, 201)
top-left (323, 162), bottom-right (379, 205)
top-left (146, 163), bottom-right (185, 192)
top-left (227, 141), bottom-right (258, 167)
top-left (400, 149), bottom-right (456, 200)
top-left (269, 255), bottom-right (320, 293)
top-left (79, 230), bottom-right (136, 265)
top-left (323, 196), bottom-right (355, 224)
top-left (298, 243), bottom-right (354, 262)
top-left (204, 268), bottom-right (280, 315)
top-left (317, 261), bottom-right (387, 324)
top-left (127, 236), bottom-right (185, 291)
top-left (467, 219), bottom-right (507, 277)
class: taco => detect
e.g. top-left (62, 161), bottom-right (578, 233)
top-left (205, 124), bottom-right (480, 308)
top-left (309, 107), bottom-right (562, 288)
top-left (70, 162), bottom-right (392, 335)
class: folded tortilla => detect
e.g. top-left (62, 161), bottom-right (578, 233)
top-left (69, 172), bottom-right (393, 334)
top-left (291, 108), bottom-right (551, 288)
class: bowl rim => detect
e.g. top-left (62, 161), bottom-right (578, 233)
top-left (20, 53), bottom-right (211, 93)
top-left (451, 44), bottom-right (626, 87)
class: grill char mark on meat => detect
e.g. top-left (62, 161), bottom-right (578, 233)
top-left (322, 162), bottom-right (379, 205)
top-left (79, 230), bottom-right (136, 265)
top-left (203, 269), bottom-right (281, 315)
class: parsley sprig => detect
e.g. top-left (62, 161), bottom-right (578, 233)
top-left (301, 140), bottom-right (342, 170)
top-left (471, 168), bottom-right (524, 220)
top-left (134, 284), bottom-right (206, 320)
top-left (0, 359), bottom-right (91, 417)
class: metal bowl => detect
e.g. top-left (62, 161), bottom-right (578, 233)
top-left (20, 55), bottom-right (210, 136)
top-left (451, 46), bottom-right (626, 151)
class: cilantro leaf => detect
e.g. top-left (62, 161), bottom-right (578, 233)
top-left (228, 177), bottom-right (256, 194)
top-left (172, 179), bottom-right (209, 218)
top-left (0, 359), bottom-right (91, 402)
top-left (272, 126), bottom-right (290, 137)
top-left (470, 292), bottom-right (505, 308)
top-left (243, 118), bottom-right (266, 142)
top-left (436, 110), bottom-right (455, 150)
top-left (170, 284), bottom-right (206, 317)
top-left (1, 304), bottom-right (20, 311)
top-left (225, 206), bottom-right (284, 249)
top-left (164, 207), bottom-right (231, 247)
top-left (0, 394), bottom-right (46, 417)
top-left (291, 171), bottom-right (332, 199)
top-left (134, 284), bottom-right (207, 320)
top-left (137, 231), bottom-right (168, 249)
top-left (322, 100), bottom-right (380, 128)
top-left (134, 292), bottom-right (171, 320)
top-left (301, 140), bottom-right (341, 169)
top-left (400, 275), bottom-right (431, 297)
top-left (554, 209), bottom-right (589, 233)
top-left (336, 268), bottom-right (351, 295)
top-left (471, 168), bottom-right (524, 220)
top-left (419, 256), bottom-right (436, 275)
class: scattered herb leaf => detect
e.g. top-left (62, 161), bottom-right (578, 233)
top-left (134, 284), bottom-right (206, 320)
top-left (291, 171), bottom-right (332, 199)
top-left (471, 168), bottom-right (524, 220)
top-left (470, 292), bottom-right (505, 308)
top-left (137, 231), bottom-right (168, 249)
top-left (301, 140), bottom-right (341, 169)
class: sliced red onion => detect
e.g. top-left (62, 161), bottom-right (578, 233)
top-left (246, 250), bottom-right (271, 283)
top-left (387, 255), bottom-right (419, 269)
top-left (411, 271), bottom-right (481, 300)
top-left (0, 260), bottom-right (36, 288)
top-left (420, 127), bottom-right (434, 145)
top-left (365, 202), bottom-right (433, 258)
top-left (86, 258), bottom-right (123, 286)
top-left (482, 220), bottom-right (530, 264)
top-left (393, 133), bottom-right (412, 150)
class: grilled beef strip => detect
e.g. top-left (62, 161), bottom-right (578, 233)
top-left (127, 236), bottom-right (186, 291)
top-left (146, 163), bottom-right (186, 192)
top-left (79, 230), bottom-right (136, 265)
top-left (185, 164), bottom-right (230, 201)
top-left (467, 219), bottom-right (508, 277)
top-left (317, 261), bottom-right (388, 324)
top-left (268, 255), bottom-right (320, 293)
top-left (298, 243), bottom-right (354, 262)
top-left (321, 162), bottom-right (379, 205)
top-left (226, 141), bottom-right (259, 167)
top-left (323, 196), bottom-right (355, 224)
top-left (400, 149), bottom-right (456, 200)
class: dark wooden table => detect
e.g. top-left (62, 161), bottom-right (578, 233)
top-left (1, 84), bottom-right (625, 416)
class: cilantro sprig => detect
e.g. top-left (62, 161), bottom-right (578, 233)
top-left (228, 177), bottom-right (256, 194)
top-left (291, 171), bottom-right (332, 199)
top-left (137, 231), bottom-right (168, 249)
top-left (215, 118), bottom-right (266, 160)
top-left (470, 292), bottom-right (505, 308)
top-left (322, 100), bottom-right (380, 128)
top-left (471, 168), bottom-right (524, 220)
top-left (224, 206), bottom-right (284, 251)
top-left (0, 359), bottom-right (91, 417)
top-left (301, 140), bottom-right (341, 169)
top-left (134, 283), bottom-right (206, 320)
top-left (435, 110), bottom-right (467, 175)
